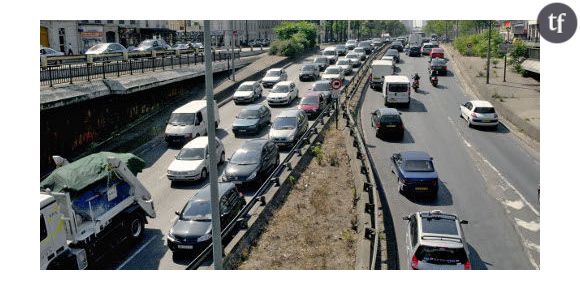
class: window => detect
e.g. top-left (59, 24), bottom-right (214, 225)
top-left (40, 215), bottom-right (47, 242)
top-left (196, 111), bottom-right (203, 123)
top-left (119, 20), bottom-right (125, 24)
top-left (107, 20), bottom-right (113, 24)
top-left (410, 215), bottom-right (418, 246)
top-left (130, 20), bottom-right (136, 25)
top-left (95, 20), bottom-right (102, 24)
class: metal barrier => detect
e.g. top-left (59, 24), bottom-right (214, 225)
top-left (185, 43), bottom-right (387, 270)
top-left (40, 51), bottom-right (241, 87)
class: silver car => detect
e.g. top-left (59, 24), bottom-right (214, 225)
top-left (335, 44), bottom-right (348, 56)
top-left (345, 52), bottom-right (362, 67)
top-left (268, 109), bottom-right (309, 148)
top-left (336, 58), bottom-right (353, 75)
top-left (345, 39), bottom-right (358, 50)
top-left (403, 210), bottom-right (471, 270)
top-left (84, 42), bottom-right (127, 61)
top-left (233, 81), bottom-right (263, 104)
top-left (261, 68), bottom-right (288, 88)
top-left (353, 47), bottom-right (367, 61)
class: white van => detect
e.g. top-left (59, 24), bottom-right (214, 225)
top-left (322, 47), bottom-right (338, 64)
top-left (383, 75), bottom-right (411, 107)
top-left (370, 60), bottom-right (395, 90)
top-left (165, 99), bottom-right (220, 144)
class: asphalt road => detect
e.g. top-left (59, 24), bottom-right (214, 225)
top-left (95, 53), bottom-right (359, 270)
top-left (360, 52), bottom-right (540, 269)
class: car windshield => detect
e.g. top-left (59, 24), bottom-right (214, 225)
top-left (323, 51), bottom-right (336, 56)
top-left (237, 109), bottom-right (260, 119)
top-left (380, 115), bottom-right (401, 123)
top-left (237, 84), bottom-right (254, 91)
top-left (431, 59), bottom-right (446, 65)
top-left (474, 107), bottom-right (495, 114)
top-left (387, 50), bottom-right (398, 56)
top-left (272, 85), bottom-right (289, 93)
top-left (266, 70), bottom-right (281, 77)
top-left (302, 65), bottom-right (316, 71)
top-left (346, 54), bottom-right (358, 59)
top-left (168, 113), bottom-right (195, 125)
top-left (388, 83), bottom-right (408, 93)
top-left (404, 160), bottom-right (434, 172)
top-left (301, 96), bottom-right (320, 105)
top-left (87, 44), bottom-right (107, 52)
top-left (393, 42), bottom-right (402, 46)
top-left (273, 117), bottom-right (297, 130)
top-left (176, 147), bottom-right (205, 161)
top-left (325, 68), bottom-right (340, 74)
top-left (354, 48), bottom-right (364, 53)
top-left (314, 58), bottom-right (326, 64)
top-left (138, 40), bottom-right (155, 48)
top-left (337, 60), bottom-right (349, 65)
top-left (180, 200), bottom-right (211, 221)
top-left (416, 246), bottom-right (467, 264)
top-left (313, 82), bottom-right (330, 91)
top-left (230, 148), bottom-right (260, 165)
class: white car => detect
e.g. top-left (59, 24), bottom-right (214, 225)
top-left (381, 55), bottom-right (395, 61)
top-left (267, 81), bottom-right (299, 106)
top-left (261, 68), bottom-right (288, 88)
top-left (345, 52), bottom-right (362, 67)
top-left (167, 136), bottom-right (225, 183)
top-left (321, 65), bottom-right (345, 82)
top-left (233, 81), bottom-right (263, 104)
top-left (353, 47), bottom-right (367, 60)
top-left (336, 58), bottom-right (353, 75)
top-left (460, 100), bottom-right (499, 129)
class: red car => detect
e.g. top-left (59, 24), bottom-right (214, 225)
top-left (429, 47), bottom-right (445, 59)
top-left (299, 92), bottom-right (327, 118)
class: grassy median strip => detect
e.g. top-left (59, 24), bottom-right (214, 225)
top-left (238, 127), bottom-right (358, 269)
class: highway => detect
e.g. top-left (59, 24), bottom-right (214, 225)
top-left (359, 51), bottom-right (540, 269)
top-left (92, 52), bottom-right (360, 269)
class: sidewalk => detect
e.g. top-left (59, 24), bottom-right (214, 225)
top-left (444, 44), bottom-right (540, 141)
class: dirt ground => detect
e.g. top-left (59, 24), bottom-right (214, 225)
top-left (238, 126), bottom-right (358, 269)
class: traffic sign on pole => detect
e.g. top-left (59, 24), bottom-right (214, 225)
top-left (331, 79), bottom-right (342, 90)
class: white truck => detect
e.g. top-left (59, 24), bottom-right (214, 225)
top-left (409, 33), bottom-right (423, 48)
top-left (370, 60), bottom-right (396, 90)
top-left (40, 152), bottom-right (156, 270)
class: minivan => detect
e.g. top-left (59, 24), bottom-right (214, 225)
top-left (165, 100), bottom-right (220, 144)
top-left (370, 60), bottom-right (395, 90)
top-left (383, 76), bottom-right (411, 107)
top-left (322, 47), bottom-right (339, 64)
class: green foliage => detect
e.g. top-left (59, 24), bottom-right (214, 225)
top-left (309, 145), bottom-right (324, 165)
top-left (510, 38), bottom-right (528, 60)
top-left (270, 39), bottom-right (304, 57)
top-left (453, 28), bottom-right (504, 58)
top-left (271, 21), bottom-right (317, 57)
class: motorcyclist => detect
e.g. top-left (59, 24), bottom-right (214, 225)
top-left (430, 70), bottom-right (439, 78)
top-left (412, 73), bottom-right (420, 82)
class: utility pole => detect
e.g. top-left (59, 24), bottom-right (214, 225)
top-left (486, 20), bottom-right (492, 84)
top-left (504, 26), bottom-right (510, 82)
top-left (203, 20), bottom-right (223, 270)
top-left (230, 20), bottom-right (235, 81)
top-left (348, 20), bottom-right (351, 40)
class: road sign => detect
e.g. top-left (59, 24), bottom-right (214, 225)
top-left (467, 43), bottom-right (473, 49)
top-left (331, 79), bottom-right (342, 90)
top-left (499, 43), bottom-right (513, 54)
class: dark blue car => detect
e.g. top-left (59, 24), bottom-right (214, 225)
top-left (391, 151), bottom-right (438, 198)
top-left (232, 104), bottom-right (271, 137)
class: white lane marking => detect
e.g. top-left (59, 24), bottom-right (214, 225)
top-left (116, 236), bottom-right (155, 270)
top-left (524, 241), bottom-right (541, 253)
top-left (514, 218), bottom-right (540, 232)
top-left (463, 140), bottom-right (472, 148)
top-left (504, 199), bottom-right (524, 210)
top-left (447, 116), bottom-right (540, 216)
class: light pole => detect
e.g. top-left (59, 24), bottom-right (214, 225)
top-left (504, 26), bottom-right (511, 82)
top-left (203, 20), bottom-right (223, 270)
top-left (486, 20), bottom-right (491, 84)
top-left (230, 20), bottom-right (235, 82)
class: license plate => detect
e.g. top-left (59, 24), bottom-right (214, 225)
top-left (178, 245), bottom-right (193, 249)
top-left (482, 120), bottom-right (491, 123)
top-left (233, 181), bottom-right (243, 185)
top-left (239, 129), bottom-right (246, 132)
top-left (386, 125), bottom-right (396, 128)
top-left (416, 187), bottom-right (428, 191)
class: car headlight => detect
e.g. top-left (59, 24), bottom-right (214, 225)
top-left (197, 234), bottom-right (211, 242)
top-left (167, 230), bottom-right (176, 241)
top-left (248, 171), bottom-right (258, 180)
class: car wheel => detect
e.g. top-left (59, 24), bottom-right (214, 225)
top-left (127, 213), bottom-right (145, 242)
top-left (200, 168), bottom-right (208, 180)
top-left (467, 119), bottom-right (473, 128)
top-left (219, 151), bottom-right (225, 165)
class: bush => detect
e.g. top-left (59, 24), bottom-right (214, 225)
top-left (270, 21), bottom-right (317, 57)
top-left (453, 29), bottom-right (504, 58)
top-left (271, 39), bottom-right (304, 57)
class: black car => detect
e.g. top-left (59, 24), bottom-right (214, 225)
top-left (223, 139), bottom-right (280, 187)
top-left (167, 182), bottom-right (246, 252)
top-left (299, 64), bottom-right (320, 81)
top-left (391, 41), bottom-right (404, 52)
top-left (232, 104), bottom-right (271, 137)
top-left (407, 46), bottom-right (421, 57)
top-left (371, 108), bottom-right (404, 139)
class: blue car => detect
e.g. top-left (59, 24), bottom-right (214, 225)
top-left (232, 104), bottom-right (271, 137)
top-left (391, 151), bottom-right (438, 198)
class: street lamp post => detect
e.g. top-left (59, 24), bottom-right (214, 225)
top-left (486, 20), bottom-right (492, 85)
top-left (203, 20), bottom-right (223, 270)
top-left (504, 26), bottom-right (511, 82)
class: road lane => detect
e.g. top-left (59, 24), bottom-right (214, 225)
top-left (360, 52), bottom-right (539, 269)
top-left (111, 52), bottom-right (359, 269)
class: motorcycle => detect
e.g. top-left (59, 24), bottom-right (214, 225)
top-left (412, 79), bottom-right (419, 92)
top-left (430, 75), bottom-right (438, 87)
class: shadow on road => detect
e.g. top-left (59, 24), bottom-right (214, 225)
top-left (468, 244), bottom-right (491, 270)
top-left (404, 180), bottom-right (454, 206)
top-left (400, 98), bottom-right (428, 113)
top-left (470, 122), bottom-right (510, 134)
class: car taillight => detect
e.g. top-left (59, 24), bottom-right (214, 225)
top-left (376, 123), bottom-right (381, 129)
top-left (443, 66), bottom-right (447, 71)
top-left (471, 112), bottom-right (477, 118)
top-left (432, 180), bottom-right (438, 186)
top-left (464, 260), bottom-right (471, 270)
top-left (411, 256), bottom-right (419, 270)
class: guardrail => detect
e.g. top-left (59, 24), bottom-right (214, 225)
top-left (40, 50), bottom-right (242, 87)
top-left (185, 43), bottom-right (388, 270)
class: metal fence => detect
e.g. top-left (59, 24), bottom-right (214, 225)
top-left (185, 44), bottom-right (387, 270)
top-left (40, 51), bottom-right (240, 87)
top-left (528, 48), bottom-right (540, 60)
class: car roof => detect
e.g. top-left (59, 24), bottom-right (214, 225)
top-left (400, 151), bottom-right (432, 161)
top-left (268, 68), bottom-right (283, 72)
top-left (313, 80), bottom-right (331, 85)
top-left (373, 60), bottom-right (394, 66)
top-left (303, 91), bottom-right (322, 98)
top-left (384, 75), bottom-right (409, 82)
top-left (174, 100), bottom-right (207, 114)
top-left (274, 81), bottom-right (292, 86)
top-left (326, 65), bottom-right (340, 70)
top-left (377, 107), bottom-right (400, 116)
top-left (416, 211), bottom-right (463, 245)
top-left (470, 100), bottom-right (494, 108)
top-left (241, 138), bottom-right (269, 150)
top-left (241, 81), bottom-right (258, 86)
top-left (431, 48), bottom-right (444, 53)
top-left (193, 182), bottom-right (236, 200)
top-left (183, 136), bottom-right (209, 149)
top-left (277, 109), bottom-right (303, 118)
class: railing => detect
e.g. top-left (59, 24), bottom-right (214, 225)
top-left (40, 50), bottom-right (241, 87)
top-left (528, 47), bottom-right (540, 60)
top-left (185, 43), bottom-right (387, 270)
